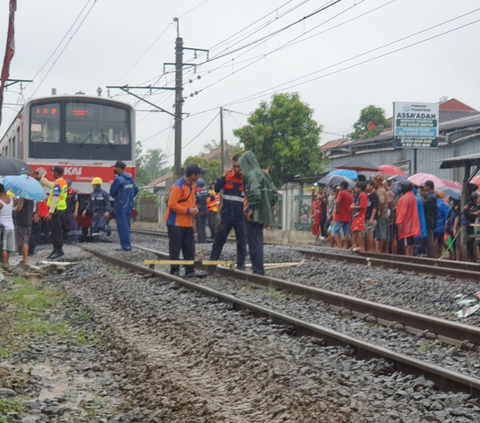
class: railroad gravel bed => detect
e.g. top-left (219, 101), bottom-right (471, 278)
top-left (125, 232), bottom-right (480, 327)
top-left (57, 243), bottom-right (480, 422)
top-left (91, 241), bottom-right (480, 381)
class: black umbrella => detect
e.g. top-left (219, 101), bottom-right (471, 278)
top-left (336, 158), bottom-right (379, 172)
top-left (317, 174), bottom-right (355, 188)
top-left (0, 157), bottom-right (33, 176)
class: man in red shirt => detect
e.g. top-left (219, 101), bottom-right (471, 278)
top-left (351, 182), bottom-right (367, 251)
top-left (333, 181), bottom-right (354, 249)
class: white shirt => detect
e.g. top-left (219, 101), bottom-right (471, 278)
top-left (0, 197), bottom-right (14, 230)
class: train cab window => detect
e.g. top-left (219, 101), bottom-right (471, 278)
top-left (66, 103), bottom-right (130, 145)
top-left (30, 103), bottom-right (61, 143)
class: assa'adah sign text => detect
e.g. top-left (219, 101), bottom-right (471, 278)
top-left (393, 102), bottom-right (439, 149)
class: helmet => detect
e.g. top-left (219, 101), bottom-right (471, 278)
top-left (92, 177), bottom-right (103, 185)
top-left (65, 178), bottom-right (72, 185)
top-left (197, 178), bottom-right (205, 187)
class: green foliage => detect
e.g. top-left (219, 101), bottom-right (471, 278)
top-left (202, 139), bottom-right (220, 154)
top-left (350, 104), bottom-right (391, 140)
top-left (0, 398), bottom-right (21, 415)
top-left (183, 156), bottom-right (221, 184)
top-left (135, 141), bottom-right (170, 186)
top-left (233, 93), bottom-right (324, 186)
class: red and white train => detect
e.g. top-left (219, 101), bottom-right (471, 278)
top-left (0, 93), bottom-right (136, 227)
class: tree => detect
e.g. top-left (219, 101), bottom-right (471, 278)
top-left (350, 105), bottom-right (391, 140)
top-left (233, 93), bottom-right (324, 186)
top-left (135, 141), bottom-right (170, 186)
top-left (183, 156), bottom-right (221, 185)
top-left (202, 139), bottom-right (220, 154)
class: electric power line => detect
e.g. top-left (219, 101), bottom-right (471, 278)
top-left (31, 0), bottom-right (98, 97)
top-left (167, 111), bottom-right (219, 158)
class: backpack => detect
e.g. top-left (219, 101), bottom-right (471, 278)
top-left (165, 184), bottom-right (192, 206)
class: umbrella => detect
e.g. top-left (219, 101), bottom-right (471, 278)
top-left (387, 174), bottom-right (408, 182)
top-left (436, 186), bottom-right (461, 201)
top-left (377, 164), bottom-right (406, 176)
top-left (317, 174), bottom-right (355, 188)
top-left (471, 175), bottom-right (480, 189)
top-left (336, 158), bottom-right (379, 172)
top-left (3, 175), bottom-right (46, 201)
top-left (327, 169), bottom-right (358, 179)
top-left (0, 157), bottom-right (33, 176)
top-left (408, 173), bottom-right (461, 190)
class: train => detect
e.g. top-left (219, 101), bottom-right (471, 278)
top-left (0, 93), bottom-right (136, 228)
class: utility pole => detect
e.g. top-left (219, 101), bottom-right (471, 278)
top-left (108, 18), bottom-right (208, 179)
top-left (220, 107), bottom-right (225, 172)
top-left (174, 20), bottom-right (183, 179)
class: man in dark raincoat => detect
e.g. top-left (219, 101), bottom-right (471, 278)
top-left (239, 151), bottom-right (278, 275)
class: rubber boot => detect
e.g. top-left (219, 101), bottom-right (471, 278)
top-left (50, 249), bottom-right (65, 260)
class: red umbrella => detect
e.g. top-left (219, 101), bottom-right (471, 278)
top-left (471, 175), bottom-right (480, 189)
top-left (377, 165), bottom-right (406, 176)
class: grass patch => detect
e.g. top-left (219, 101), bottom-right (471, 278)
top-left (420, 340), bottom-right (431, 351)
top-left (0, 276), bottom-right (92, 358)
top-left (0, 398), bottom-right (21, 415)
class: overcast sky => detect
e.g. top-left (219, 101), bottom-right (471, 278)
top-left (1, 0), bottom-right (479, 166)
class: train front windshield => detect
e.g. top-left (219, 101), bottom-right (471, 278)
top-left (29, 99), bottom-right (132, 161)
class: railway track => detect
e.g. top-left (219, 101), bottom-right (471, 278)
top-left (127, 228), bottom-right (479, 281)
top-left (79, 243), bottom-right (480, 397)
top-left (298, 248), bottom-right (480, 282)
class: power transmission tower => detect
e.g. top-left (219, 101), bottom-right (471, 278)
top-left (108, 17), bottom-right (208, 179)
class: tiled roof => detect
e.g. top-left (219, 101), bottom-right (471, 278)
top-left (146, 171), bottom-right (173, 187)
top-left (440, 98), bottom-right (476, 112)
top-left (321, 139), bottom-right (348, 150)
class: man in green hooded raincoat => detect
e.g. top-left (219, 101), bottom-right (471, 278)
top-left (239, 151), bottom-right (278, 275)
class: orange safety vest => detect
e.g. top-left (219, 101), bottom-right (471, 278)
top-left (207, 190), bottom-right (220, 212)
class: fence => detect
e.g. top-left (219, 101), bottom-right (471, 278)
top-left (134, 197), bottom-right (158, 222)
top-left (294, 195), bottom-right (312, 232)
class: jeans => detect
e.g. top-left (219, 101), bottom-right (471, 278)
top-left (196, 213), bottom-right (208, 244)
top-left (210, 219), bottom-right (246, 267)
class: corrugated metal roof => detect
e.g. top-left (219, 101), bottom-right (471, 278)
top-left (439, 153), bottom-right (480, 169)
top-left (146, 171), bottom-right (173, 187)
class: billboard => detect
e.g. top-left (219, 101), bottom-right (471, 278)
top-left (393, 102), bottom-right (439, 149)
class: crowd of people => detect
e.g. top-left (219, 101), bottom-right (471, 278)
top-left (311, 173), bottom-right (473, 259)
top-left (0, 160), bottom-right (138, 265)
top-left (164, 152), bottom-right (278, 277)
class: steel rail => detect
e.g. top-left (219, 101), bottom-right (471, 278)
top-left (131, 243), bottom-right (480, 350)
top-left (297, 248), bottom-right (478, 281)
top-left (79, 244), bottom-right (480, 396)
top-left (357, 250), bottom-right (480, 272)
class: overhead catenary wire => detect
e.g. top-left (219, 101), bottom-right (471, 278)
top-left (167, 111), bottom-right (219, 158)
top-left (31, 0), bottom-right (98, 98)
top-left (223, 9), bottom-right (480, 107)
top-left (29, 0), bottom-right (92, 85)
top-left (186, 11), bottom-right (480, 117)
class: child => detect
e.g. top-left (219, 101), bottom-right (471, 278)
top-left (350, 182), bottom-right (367, 252)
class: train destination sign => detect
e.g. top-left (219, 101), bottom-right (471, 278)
top-left (393, 102), bottom-right (439, 149)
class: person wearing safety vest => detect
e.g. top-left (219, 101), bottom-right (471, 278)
top-left (82, 177), bottom-right (113, 242)
top-left (37, 166), bottom-right (68, 259)
top-left (195, 178), bottom-right (209, 244)
top-left (207, 181), bottom-right (220, 240)
top-left (208, 154), bottom-right (246, 273)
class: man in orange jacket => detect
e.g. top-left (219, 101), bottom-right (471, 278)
top-left (164, 163), bottom-right (206, 277)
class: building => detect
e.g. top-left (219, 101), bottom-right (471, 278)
top-left (323, 99), bottom-right (480, 181)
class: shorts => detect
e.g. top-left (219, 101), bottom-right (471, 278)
top-left (375, 218), bottom-right (390, 241)
top-left (2, 229), bottom-right (15, 252)
top-left (333, 220), bottom-right (351, 237)
top-left (364, 220), bottom-right (377, 236)
top-left (15, 225), bottom-right (32, 248)
top-left (403, 236), bottom-right (415, 247)
top-left (434, 232), bottom-right (444, 245)
top-left (352, 216), bottom-right (365, 232)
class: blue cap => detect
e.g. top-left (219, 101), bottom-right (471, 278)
top-left (66, 179), bottom-right (72, 185)
top-left (197, 178), bottom-right (205, 187)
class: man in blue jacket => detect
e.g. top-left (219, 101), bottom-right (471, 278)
top-left (110, 161), bottom-right (139, 251)
top-left (435, 192), bottom-right (450, 258)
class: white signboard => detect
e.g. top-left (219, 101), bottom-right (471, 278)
top-left (393, 102), bottom-right (439, 148)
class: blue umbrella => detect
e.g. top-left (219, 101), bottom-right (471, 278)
top-left (328, 169), bottom-right (358, 179)
top-left (3, 175), bottom-right (46, 201)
